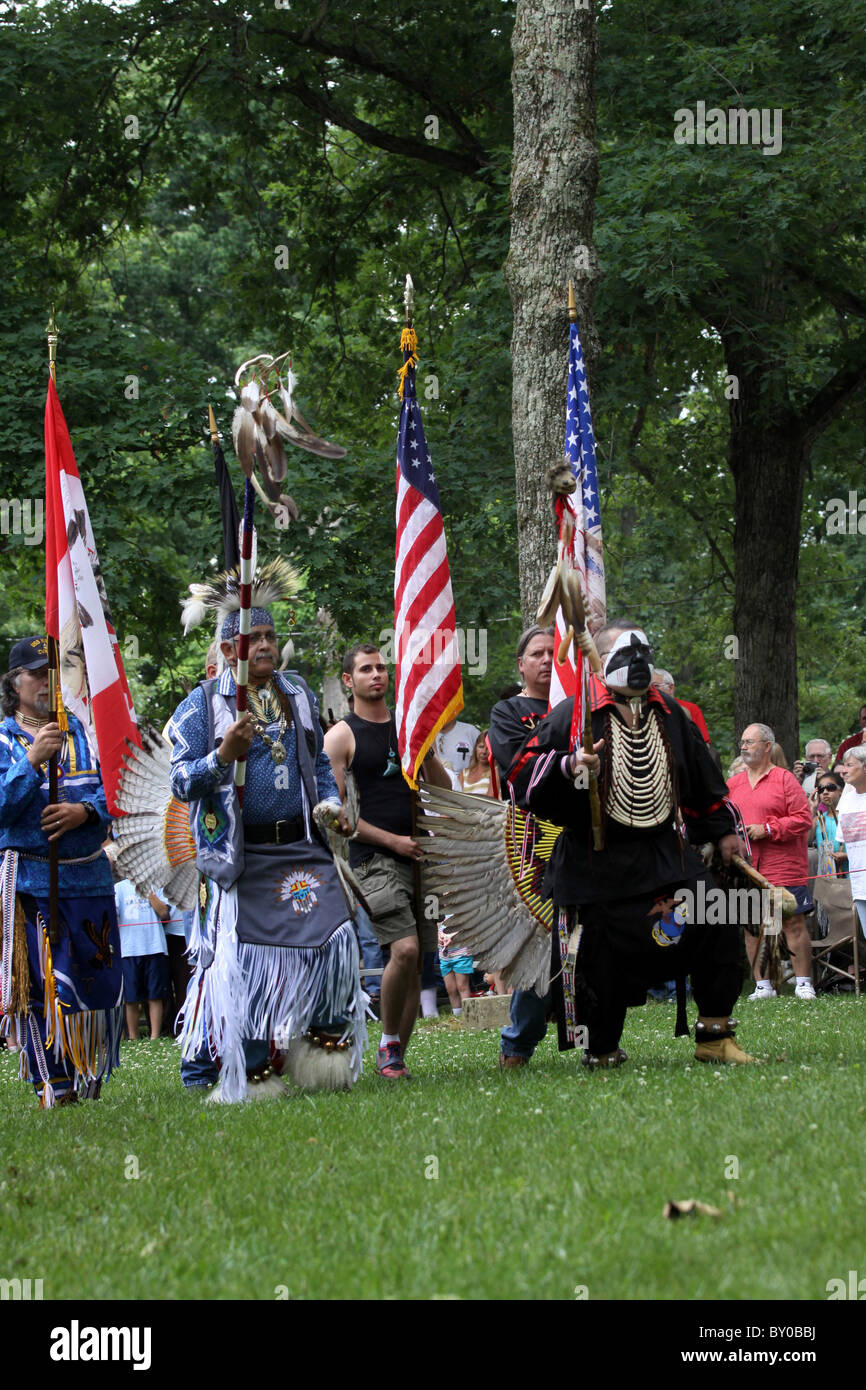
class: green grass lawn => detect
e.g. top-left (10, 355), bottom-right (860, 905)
top-left (1, 993), bottom-right (863, 1301)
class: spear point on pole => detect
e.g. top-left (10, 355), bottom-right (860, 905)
top-left (46, 305), bottom-right (59, 385)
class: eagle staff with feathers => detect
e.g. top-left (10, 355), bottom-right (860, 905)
top-left (114, 354), bottom-right (368, 1103)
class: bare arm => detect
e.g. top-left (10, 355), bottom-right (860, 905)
top-left (323, 720), bottom-right (354, 801)
top-left (354, 817), bottom-right (422, 860)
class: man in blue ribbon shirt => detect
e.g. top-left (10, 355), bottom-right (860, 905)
top-left (0, 637), bottom-right (122, 1107)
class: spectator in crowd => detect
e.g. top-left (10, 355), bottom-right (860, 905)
top-left (459, 729), bottom-right (506, 993)
top-left (837, 747), bottom-right (866, 939)
top-left (437, 924), bottom-right (473, 1018)
top-left (652, 666), bottom-right (721, 770)
top-left (115, 879), bottom-right (171, 1041)
top-left (810, 771), bottom-right (845, 937)
top-left (810, 772), bottom-right (845, 850)
top-left (651, 668), bottom-right (711, 743)
top-left (419, 951), bottom-right (441, 1019)
top-left (835, 704), bottom-right (866, 765)
top-left (324, 642), bottom-right (450, 1080)
top-left (793, 738), bottom-right (833, 795)
top-left (770, 742), bottom-right (789, 769)
top-left (436, 715), bottom-right (480, 779)
top-left (163, 897), bottom-right (192, 1035)
top-left (460, 730), bottom-right (497, 798)
top-left (727, 723), bottom-right (816, 1000)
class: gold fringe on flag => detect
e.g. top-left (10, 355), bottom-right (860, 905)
top-left (397, 326), bottom-right (419, 400)
top-left (10, 897), bottom-right (29, 1017)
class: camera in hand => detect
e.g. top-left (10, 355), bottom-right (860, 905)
top-left (802, 760), bottom-right (817, 776)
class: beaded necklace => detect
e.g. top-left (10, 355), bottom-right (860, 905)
top-left (246, 682), bottom-right (288, 765)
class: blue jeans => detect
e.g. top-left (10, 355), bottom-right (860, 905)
top-left (500, 988), bottom-right (551, 1060)
top-left (355, 904), bottom-right (384, 995)
top-left (181, 1040), bottom-right (219, 1088)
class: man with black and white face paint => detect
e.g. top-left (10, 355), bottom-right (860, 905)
top-left (502, 618), bottom-right (755, 1071)
top-left (603, 629), bottom-right (654, 699)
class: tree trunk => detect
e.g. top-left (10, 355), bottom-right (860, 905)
top-left (505, 0), bottom-right (599, 625)
top-left (727, 356), bottom-right (806, 763)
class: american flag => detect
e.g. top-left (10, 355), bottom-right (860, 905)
top-left (393, 340), bottom-right (463, 786)
top-left (45, 377), bottom-right (139, 813)
top-left (549, 318), bottom-right (606, 733)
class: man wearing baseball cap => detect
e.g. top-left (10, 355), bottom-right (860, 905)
top-left (0, 637), bottom-right (122, 1106)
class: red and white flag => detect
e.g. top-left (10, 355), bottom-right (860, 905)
top-left (45, 377), bottom-right (139, 814)
top-left (393, 337), bottom-right (463, 787)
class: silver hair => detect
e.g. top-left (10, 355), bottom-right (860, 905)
top-left (654, 668), bottom-right (674, 688)
top-left (805, 738), bottom-right (832, 755)
top-left (842, 745), bottom-right (866, 769)
top-left (748, 722), bottom-right (775, 746)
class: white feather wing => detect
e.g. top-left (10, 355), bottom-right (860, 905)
top-left (114, 730), bottom-right (199, 910)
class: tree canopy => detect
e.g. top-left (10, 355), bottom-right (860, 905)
top-left (1, 0), bottom-right (864, 763)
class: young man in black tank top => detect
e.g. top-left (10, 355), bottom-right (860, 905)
top-left (324, 644), bottom-right (450, 1079)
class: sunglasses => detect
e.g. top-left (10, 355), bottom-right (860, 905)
top-left (817, 785), bottom-right (840, 794)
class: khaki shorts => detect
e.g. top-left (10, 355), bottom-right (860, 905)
top-left (354, 854), bottom-right (437, 950)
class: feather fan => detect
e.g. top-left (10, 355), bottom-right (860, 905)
top-left (417, 784), bottom-right (563, 993)
top-left (114, 726), bottom-right (199, 909)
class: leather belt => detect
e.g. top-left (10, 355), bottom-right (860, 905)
top-left (244, 817), bottom-right (305, 845)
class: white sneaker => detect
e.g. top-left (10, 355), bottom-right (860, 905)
top-left (794, 981), bottom-right (817, 1000)
top-left (748, 986), bottom-right (777, 1001)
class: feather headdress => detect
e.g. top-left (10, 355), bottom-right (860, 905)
top-left (181, 555), bottom-right (301, 642)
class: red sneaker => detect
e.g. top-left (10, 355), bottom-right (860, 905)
top-left (377, 1041), bottom-right (412, 1079)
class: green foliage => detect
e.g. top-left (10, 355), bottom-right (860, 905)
top-left (593, 0), bottom-right (866, 755)
top-left (0, 0), bottom-right (516, 726)
top-left (2, 0), bottom-right (865, 747)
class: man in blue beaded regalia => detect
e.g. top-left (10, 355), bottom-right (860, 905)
top-left (168, 560), bottom-right (366, 1103)
top-left (0, 636), bottom-right (123, 1107)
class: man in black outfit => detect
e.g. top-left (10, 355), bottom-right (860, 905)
top-left (519, 624), bottom-right (755, 1067)
top-left (324, 644), bottom-right (450, 1080)
top-left (487, 625), bottom-right (554, 798)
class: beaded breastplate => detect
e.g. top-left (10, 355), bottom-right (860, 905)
top-left (605, 708), bottom-right (674, 829)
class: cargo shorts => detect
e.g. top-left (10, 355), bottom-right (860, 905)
top-left (354, 853), bottom-right (437, 950)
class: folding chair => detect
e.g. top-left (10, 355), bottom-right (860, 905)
top-left (811, 875), bottom-right (863, 996)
